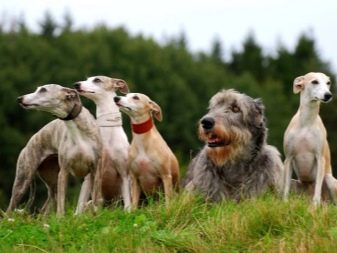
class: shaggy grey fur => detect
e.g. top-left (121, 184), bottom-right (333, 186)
top-left (185, 89), bottom-right (283, 201)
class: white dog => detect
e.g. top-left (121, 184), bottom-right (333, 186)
top-left (283, 72), bottom-right (336, 205)
top-left (75, 76), bottom-right (131, 210)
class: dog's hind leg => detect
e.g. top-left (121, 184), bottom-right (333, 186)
top-left (7, 150), bottom-right (38, 212)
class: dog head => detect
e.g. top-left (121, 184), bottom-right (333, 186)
top-left (74, 76), bottom-right (129, 102)
top-left (198, 89), bottom-right (266, 166)
top-left (293, 72), bottom-right (332, 103)
top-left (114, 93), bottom-right (162, 124)
top-left (17, 84), bottom-right (82, 120)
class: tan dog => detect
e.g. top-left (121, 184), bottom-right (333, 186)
top-left (283, 72), bottom-right (337, 205)
top-left (114, 93), bottom-right (180, 208)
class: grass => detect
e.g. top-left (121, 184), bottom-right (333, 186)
top-left (1, 193), bottom-right (337, 253)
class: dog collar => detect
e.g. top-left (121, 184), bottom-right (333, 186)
top-left (97, 112), bottom-right (122, 127)
top-left (60, 103), bottom-right (82, 121)
top-left (131, 118), bottom-right (153, 134)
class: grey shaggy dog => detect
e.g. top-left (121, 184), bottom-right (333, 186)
top-left (185, 89), bottom-right (284, 201)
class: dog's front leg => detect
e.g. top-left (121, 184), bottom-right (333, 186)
top-left (313, 156), bottom-right (325, 206)
top-left (122, 175), bottom-right (131, 211)
top-left (57, 168), bottom-right (68, 217)
top-left (283, 157), bottom-right (292, 201)
top-left (75, 174), bottom-right (92, 215)
top-left (162, 174), bottom-right (173, 206)
top-left (131, 173), bottom-right (141, 210)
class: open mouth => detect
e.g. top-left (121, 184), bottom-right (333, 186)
top-left (207, 134), bottom-right (230, 148)
top-left (76, 89), bottom-right (95, 94)
top-left (19, 102), bottom-right (39, 109)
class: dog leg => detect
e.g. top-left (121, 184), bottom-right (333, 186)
top-left (313, 156), bottom-right (325, 206)
top-left (75, 174), bottom-right (92, 215)
top-left (324, 173), bottom-right (337, 203)
top-left (57, 168), bottom-right (68, 217)
top-left (131, 174), bottom-right (141, 209)
top-left (283, 157), bottom-right (292, 201)
top-left (122, 175), bottom-right (131, 211)
top-left (7, 153), bottom-right (37, 212)
top-left (162, 174), bottom-right (173, 206)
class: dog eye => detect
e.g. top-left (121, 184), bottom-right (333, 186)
top-left (231, 105), bottom-right (241, 113)
top-left (327, 81), bottom-right (331, 86)
top-left (133, 95), bottom-right (140, 100)
top-left (93, 78), bottom-right (101, 83)
top-left (311, 80), bottom-right (319, 85)
top-left (38, 87), bottom-right (47, 93)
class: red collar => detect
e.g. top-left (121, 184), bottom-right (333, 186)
top-left (131, 118), bottom-right (153, 134)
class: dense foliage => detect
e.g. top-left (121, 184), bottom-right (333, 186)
top-left (0, 13), bottom-right (336, 209)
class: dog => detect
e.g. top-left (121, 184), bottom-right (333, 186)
top-left (74, 76), bottom-right (131, 210)
top-left (7, 84), bottom-right (102, 216)
top-left (184, 89), bottom-right (283, 201)
top-left (114, 93), bottom-right (180, 208)
top-left (283, 72), bottom-right (337, 205)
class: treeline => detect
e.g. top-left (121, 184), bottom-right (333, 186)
top-left (0, 13), bottom-right (336, 209)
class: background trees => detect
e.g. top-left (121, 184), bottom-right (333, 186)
top-left (0, 14), bottom-right (336, 209)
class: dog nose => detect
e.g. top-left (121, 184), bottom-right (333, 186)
top-left (17, 96), bottom-right (23, 104)
top-left (74, 82), bottom-right (81, 90)
top-left (201, 117), bottom-right (215, 130)
top-left (114, 96), bottom-right (121, 103)
top-left (324, 93), bottom-right (332, 102)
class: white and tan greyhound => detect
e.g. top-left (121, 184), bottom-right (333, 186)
top-left (7, 84), bottom-right (102, 216)
top-left (283, 72), bottom-right (337, 205)
top-left (114, 93), bottom-right (180, 209)
top-left (75, 76), bottom-right (131, 210)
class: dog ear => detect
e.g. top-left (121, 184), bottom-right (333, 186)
top-left (252, 98), bottom-right (265, 128)
top-left (115, 79), bottom-right (129, 94)
top-left (293, 76), bottom-right (305, 94)
top-left (63, 88), bottom-right (79, 101)
top-left (149, 100), bottom-right (162, 121)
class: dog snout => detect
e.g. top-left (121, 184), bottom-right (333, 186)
top-left (114, 96), bottom-right (121, 103)
top-left (323, 92), bottom-right (332, 102)
top-left (201, 117), bottom-right (215, 130)
top-left (74, 82), bottom-right (81, 90)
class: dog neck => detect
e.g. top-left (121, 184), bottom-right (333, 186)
top-left (60, 103), bottom-right (82, 121)
top-left (299, 97), bottom-right (321, 125)
top-left (131, 117), bottom-right (153, 134)
top-left (95, 92), bottom-right (123, 127)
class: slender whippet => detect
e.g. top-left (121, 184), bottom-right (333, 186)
top-left (7, 84), bottom-right (102, 216)
top-left (283, 72), bottom-right (336, 205)
top-left (74, 76), bottom-right (131, 210)
top-left (114, 93), bottom-right (180, 209)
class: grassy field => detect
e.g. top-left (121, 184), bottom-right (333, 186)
top-left (1, 193), bottom-right (337, 253)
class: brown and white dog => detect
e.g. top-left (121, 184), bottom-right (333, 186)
top-left (114, 93), bottom-right (180, 208)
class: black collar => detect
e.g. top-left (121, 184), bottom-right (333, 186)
top-left (59, 103), bottom-right (82, 121)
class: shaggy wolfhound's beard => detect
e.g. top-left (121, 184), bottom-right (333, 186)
top-left (198, 123), bottom-right (251, 167)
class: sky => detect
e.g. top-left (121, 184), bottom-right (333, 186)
top-left (1, 0), bottom-right (336, 73)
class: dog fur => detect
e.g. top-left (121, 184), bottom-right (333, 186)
top-left (184, 89), bottom-right (283, 201)
top-left (7, 84), bottom-right (102, 216)
top-left (114, 93), bottom-right (180, 208)
top-left (75, 76), bottom-right (131, 210)
top-left (283, 72), bottom-right (337, 205)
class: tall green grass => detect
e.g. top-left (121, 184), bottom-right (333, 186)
top-left (1, 193), bottom-right (337, 253)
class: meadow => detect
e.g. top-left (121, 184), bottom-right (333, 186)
top-left (1, 193), bottom-right (337, 253)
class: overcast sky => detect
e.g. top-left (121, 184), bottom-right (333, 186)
top-left (1, 0), bottom-right (336, 73)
